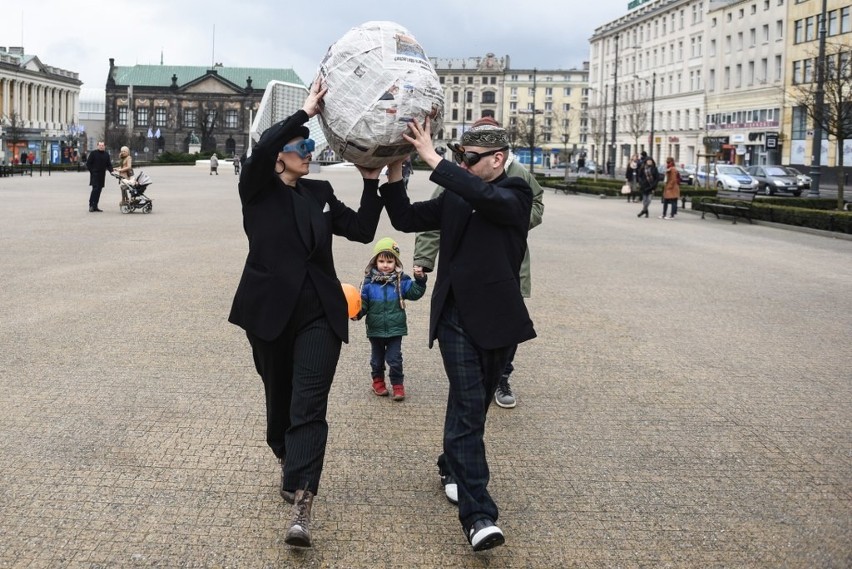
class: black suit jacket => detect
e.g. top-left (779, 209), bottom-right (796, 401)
top-left (228, 111), bottom-right (383, 343)
top-left (380, 160), bottom-right (536, 350)
top-left (86, 150), bottom-right (113, 187)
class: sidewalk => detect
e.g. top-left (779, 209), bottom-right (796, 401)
top-left (0, 166), bottom-right (849, 568)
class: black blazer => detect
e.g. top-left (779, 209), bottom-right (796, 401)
top-left (228, 111), bottom-right (383, 343)
top-left (380, 160), bottom-right (536, 350)
top-left (86, 150), bottom-right (113, 187)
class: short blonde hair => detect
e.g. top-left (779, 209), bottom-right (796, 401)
top-left (120, 146), bottom-right (130, 154)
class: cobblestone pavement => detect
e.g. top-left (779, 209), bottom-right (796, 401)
top-left (1, 165), bottom-right (850, 568)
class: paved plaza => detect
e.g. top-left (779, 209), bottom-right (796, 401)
top-left (0, 164), bottom-right (850, 568)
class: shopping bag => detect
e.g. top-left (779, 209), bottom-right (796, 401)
top-left (620, 183), bottom-right (631, 195)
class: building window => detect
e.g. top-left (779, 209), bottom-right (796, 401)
top-left (509, 102), bottom-right (517, 111)
top-left (806, 16), bottom-right (816, 41)
top-left (776, 20), bottom-right (783, 39)
top-left (804, 58), bottom-right (814, 82)
top-left (225, 109), bottom-right (238, 129)
top-left (136, 107), bottom-right (148, 126)
top-left (117, 106), bottom-right (128, 126)
top-left (792, 60), bottom-right (803, 84)
top-left (794, 20), bottom-right (804, 43)
top-left (453, 76), bottom-right (459, 85)
top-left (563, 87), bottom-right (572, 96)
top-left (466, 91), bottom-right (473, 103)
top-left (482, 91), bottom-right (496, 104)
top-left (467, 76), bottom-right (473, 84)
top-left (841, 7), bottom-right (851, 33)
top-left (183, 109), bottom-right (197, 128)
top-left (452, 91), bottom-right (459, 103)
top-left (774, 55), bottom-right (782, 81)
top-left (791, 106), bottom-right (807, 139)
top-left (155, 107), bottom-right (167, 127)
top-left (750, 28), bottom-right (757, 46)
top-left (563, 103), bottom-right (571, 111)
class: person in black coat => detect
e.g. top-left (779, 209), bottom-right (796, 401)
top-left (228, 81), bottom-right (385, 548)
top-left (85, 141), bottom-right (113, 212)
top-left (380, 118), bottom-right (536, 552)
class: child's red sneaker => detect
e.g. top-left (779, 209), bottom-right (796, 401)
top-left (392, 384), bottom-right (405, 401)
top-left (372, 378), bottom-right (388, 396)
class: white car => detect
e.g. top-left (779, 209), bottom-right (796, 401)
top-left (695, 164), bottom-right (759, 192)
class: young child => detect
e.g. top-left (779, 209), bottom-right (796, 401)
top-left (357, 237), bottom-right (427, 401)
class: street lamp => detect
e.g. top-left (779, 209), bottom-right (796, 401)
top-left (609, 33), bottom-right (619, 178)
top-left (808, 0), bottom-right (829, 197)
top-left (518, 68), bottom-right (543, 174)
top-left (634, 72), bottom-right (656, 159)
top-left (562, 132), bottom-right (570, 179)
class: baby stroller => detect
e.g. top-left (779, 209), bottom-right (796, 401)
top-left (111, 171), bottom-right (153, 214)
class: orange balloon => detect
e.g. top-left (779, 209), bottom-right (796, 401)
top-left (341, 283), bottom-right (362, 318)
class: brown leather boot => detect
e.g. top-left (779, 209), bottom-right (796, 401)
top-left (284, 489), bottom-right (314, 547)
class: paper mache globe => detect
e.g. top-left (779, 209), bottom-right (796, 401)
top-left (316, 21), bottom-right (444, 168)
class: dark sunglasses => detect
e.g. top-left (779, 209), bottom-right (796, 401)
top-left (452, 146), bottom-right (508, 167)
top-left (281, 138), bottom-right (315, 158)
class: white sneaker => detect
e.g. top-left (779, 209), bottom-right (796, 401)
top-left (665, 216), bottom-right (674, 220)
top-left (441, 473), bottom-right (458, 505)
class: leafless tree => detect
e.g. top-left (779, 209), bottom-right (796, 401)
top-left (2, 111), bottom-right (25, 161)
top-left (198, 101), bottom-right (220, 153)
top-left (788, 39), bottom-right (851, 207)
top-left (623, 91), bottom-right (649, 155)
top-left (587, 102), bottom-right (608, 179)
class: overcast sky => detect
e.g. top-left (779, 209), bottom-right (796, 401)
top-left (2, 0), bottom-right (630, 94)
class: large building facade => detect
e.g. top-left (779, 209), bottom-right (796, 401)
top-left (590, 0), bottom-right (850, 171)
top-left (0, 46), bottom-right (82, 164)
top-left (590, 0), bottom-right (708, 171)
top-left (429, 54), bottom-right (590, 168)
top-left (104, 60), bottom-right (304, 158)
top-left (783, 0), bottom-right (851, 168)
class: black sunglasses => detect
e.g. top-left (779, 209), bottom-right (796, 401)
top-left (452, 146), bottom-right (508, 167)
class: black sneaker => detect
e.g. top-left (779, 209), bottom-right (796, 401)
top-left (440, 473), bottom-right (458, 505)
top-left (494, 381), bottom-right (516, 408)
top-left (468, 518), bottom-right (504, 551)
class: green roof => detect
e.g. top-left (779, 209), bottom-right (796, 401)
top-left (111, 65), bottom-right (304, 89)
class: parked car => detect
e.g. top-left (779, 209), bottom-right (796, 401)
top-left (572, 160), bottom-right (604, 174)
top-left (745, 165), bottom-right (802, 196)
top-left (677, 164), bottom-right (697, 185)
top-left (694, 164), bottom-right (759, 191)
top-left (783, 166), bottom-right (812, 190)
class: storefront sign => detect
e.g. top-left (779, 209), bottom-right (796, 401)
top-left (703, 136), bottom-right (729, 151)
top-left (765, 133), bottom-right (779, 149)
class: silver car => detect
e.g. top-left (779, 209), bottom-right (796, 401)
top-left (746, 165), bottom-right (802, 197)
top-left (695, 164), bottom-right (759, 191)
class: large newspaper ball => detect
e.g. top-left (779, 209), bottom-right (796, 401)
top-left (316, 21), bottom-right (444, 168)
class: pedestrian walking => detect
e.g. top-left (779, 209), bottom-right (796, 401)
top-left (227, 80), bottom-right (384, 549)
top-left (381, 117), bottom-right (536, 552)
top-left (356, 237), bottom-right (427, 401)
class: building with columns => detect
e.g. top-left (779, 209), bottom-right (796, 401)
top-left (104, 59), bottom-right (303, 158)
top-left (0, 46), bottom-right (82, 164)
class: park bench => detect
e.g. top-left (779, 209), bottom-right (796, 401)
top-left (700, 189), bottom-right (756, 224)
